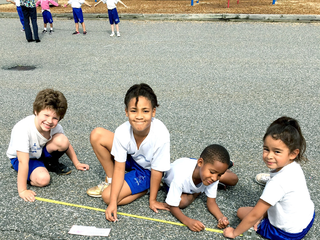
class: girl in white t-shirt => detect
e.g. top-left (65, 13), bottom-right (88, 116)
top-left (224, 116), bottom-right (315, 240)
top-left (87, 83), bottom-right (171, 222)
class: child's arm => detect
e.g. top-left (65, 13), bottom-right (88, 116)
top-left (83, 1), bottom-right (92, 7)
top-left (105, 161), bottom-right (126, 222)
top-left (6, 0), bottom-right (16, 5)
top-left (223, 199), bottom-right (270, 238)
top-left (35, 0), bottom-right (41, 7)
top-left (118, 0), bottom-right (128, 8)
top-left (149, 169), bottom-right (170, 213)
top-left (16, 151), bottom-right (36, 202)
top-left (94, 0), bottom-right (102, 7)
top-left (66, 144), bottom-right (89, 171)
top-left (48, 0), bottom-right (59, 7)
top-left (207, 197), bottom-right (229, 229)
top-left (170, 206), bottom-right (205, 232)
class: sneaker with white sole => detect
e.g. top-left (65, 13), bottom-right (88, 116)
top-left (87, 182), bottom-right (110, 197)
top-left (255, 173), bottom-right (270, 186)
top-left (117, 32), bottom-right (120, 37)
top-left (110, 32), bottom-right (115, 37)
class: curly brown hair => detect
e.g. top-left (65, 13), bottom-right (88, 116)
top-left (33, 89), bottom-right (68, 120)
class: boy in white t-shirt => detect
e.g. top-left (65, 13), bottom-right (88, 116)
top-left (7, 89), bottom-right (89, 202)
top-left (6, 0), bottom-right (24, 31)
top-left (163, 144), bottom-right (238, 232)
top-left (94, 0), bottom-right (127, 37)
top-left (87, 83), bottom-right (171, 221)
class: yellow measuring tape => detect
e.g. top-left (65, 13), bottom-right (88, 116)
top-left (35, 196), bottom-right (228, 234)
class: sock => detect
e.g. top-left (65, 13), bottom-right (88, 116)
top-left (44, 28), bottom-right (46, 31)
top-left (50, 28), bottom-right (53, 30)
top-left (107, 177), bottom-right (112, 184)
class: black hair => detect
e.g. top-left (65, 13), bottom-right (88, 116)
top-left (124, 83), bottom-right (159, 109)
top-left (200, 144), bottom-right (230, 166)
top-left (263, 116), bottom-right (307, 162)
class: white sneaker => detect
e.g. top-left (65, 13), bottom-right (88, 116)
top-left (110, 32), bottom-right (115, 37)
top-left (117, 32), bottom-right (120, 37)
top-left (255, 173), bottom-right (270, 186)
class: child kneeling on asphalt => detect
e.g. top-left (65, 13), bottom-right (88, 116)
top-left (163, 144), bottom-right (238, 231)
top-left (7, 88), bottom-right (89, 202)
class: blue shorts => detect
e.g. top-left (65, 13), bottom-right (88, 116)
top-left (72, 8), bottom-right (84, 23)
top-left (257, 212), bottom-right (315, 240)
top-left (42, 10), bottom-right (53, 24)
top-left (11, 146), bottom-right (52, 181)
top-left (108, 8), bottom-right (119, 25)
top-left (124, 155), bottom-right (151, 195)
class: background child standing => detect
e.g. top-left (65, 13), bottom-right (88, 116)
top-left (223, 116), bottom-right (315, 239)
top-left (86, 83), bottom-right (171, 221)
top-left (36, 0), bottom-right (59, 34)
top-left (94, 0), bottom-right (127, 37)
top-left (6, 0), bottom-right (24, 31)
top-left (64, 0), bottom-right (91, 35)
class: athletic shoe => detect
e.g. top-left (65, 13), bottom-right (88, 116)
top-left (42, 30), bottom-right (47, 34)
top-left (45, 161), bottom-right (71, 175)
top-left (21, 29), bottom-right (25, 32)
top-left (110, 32), bottom-right (115, 37)
top-left (72, 31), bottom-right (80, 35)
top-left (83, 31), bottom-right (87, 35)
top-left (87, 182), bottom-right (110, 197)
top-left (255, 173), bottom-right (270, 186)
top-left (228, 160), bottom-right (234, 169)
top-left (49, 30), bottom-right (53, 35)
top-left (117, 32), bottom-right (120, 37)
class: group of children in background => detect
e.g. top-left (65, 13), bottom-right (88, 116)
top-left (8, 0), bottom-right (127, 39)
top-left (7, 84), bottom-right (315, 240)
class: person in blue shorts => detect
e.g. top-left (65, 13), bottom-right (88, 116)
top-left (6, 0), bottom-right (25, 31)
top-left (224, 117), bottom-right (315, 240)
top-left (7, 89), bottom-right (89, 202)
top-left (94, 0), bottom-right (128, 37)
top-left (36, 0), bottom-right (59, 34)
top-left (86, 83), bottom-right (171, 221)
top-left (64, 0), bottom-right (92, 35)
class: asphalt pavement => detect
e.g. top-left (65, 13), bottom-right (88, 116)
top-left (0, 15), bottom-right (319, 240)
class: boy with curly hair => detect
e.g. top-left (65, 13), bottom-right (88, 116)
top-left (7, 89), bottom-right (89, 202)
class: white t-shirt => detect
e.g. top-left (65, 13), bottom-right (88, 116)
top-left (163, 157), bottom-right (219, 207)
top-left (260, 161), bottom-right (314, 233)
top-left (6, 115), bottom-right (64, 159)
top-left (102, 0), bottom-right (118, 10)
top-left (68, 0), bottom-right (84, 8)
top-left (15, 0), bottom-right (21, 7)
top-left (111, 118), bottom-right (170, 172)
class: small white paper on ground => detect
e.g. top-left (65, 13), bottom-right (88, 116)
top-left (68, 225), bottom-right (111, 236)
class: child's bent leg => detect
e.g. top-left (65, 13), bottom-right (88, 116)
top-left (219, 169), bottom-right (238, 186)
top-left (46, 133), bottom-right (69, 153)
top-left (90, 127), bottom-right (114, 178)
top-left (179, 193), bottom-right (201, 209)
top-left (29, 167), bottom-right (50, 187)
top-left (102, 181), bottom-right (147, 205)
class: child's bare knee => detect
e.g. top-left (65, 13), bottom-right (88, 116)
top-left (90, 127), bottom-right (104, 144)
top-left (32, 174), bottom-right (50, 187)
top-left (52, 133), bottom-right (69, 150)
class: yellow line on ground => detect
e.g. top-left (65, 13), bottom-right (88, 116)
top-left (35, 196), bottom-right (240, 235)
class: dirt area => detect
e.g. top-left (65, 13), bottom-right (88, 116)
top-left (1, 0), bottom-right (320, 15)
